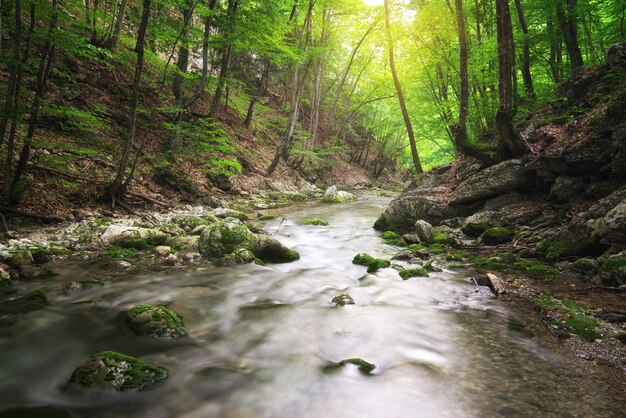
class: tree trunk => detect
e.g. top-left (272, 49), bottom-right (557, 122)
top-left (0, 0), bottom-right (23, 150)
top-left (107, 0), bottom-right (128, 49)
top-left (547, 4), bottom-right (563, 84)
top-left (9, 0), bottom-right (58, 204)
top-left (513, 0), bottom-right (534, 96)
top-left (244, 59), bottom-right (271, 128)
top-left (495, 0), bottom-right (529, 158)
top-left (109, 0), bottom-right (151, 207)
top-left (266, 0), bottom-right (314, 176)
top-left (556, 0), bottom-right (584, 72)
top-left (208, 0), bottom-right (240, 118)
top-left (384, 0), bottom-right (423, 174)
top-left (454, 0), bottom-right (470, 155)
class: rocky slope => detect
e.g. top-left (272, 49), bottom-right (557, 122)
top-left (374, 44), bottom-right (626, 365)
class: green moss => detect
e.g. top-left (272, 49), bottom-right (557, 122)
top-left (127, 304), bottom-right (185, 338)
top-left (367, 259), bottom-right (391, 273)
top-left (324, 195), bottom-right (345, 204)
top-left (511, 259), bottom-right (556, 280)
top-left (258, 214), bottom-right (277, 220)
top-left (381, 231), bottom-right (407, 247)
top-left (284, 249), bottom-right (300, 262)
top-left (564, 313), bottom-right (600, 342)
top-left (427, 243), bottom-right (445, 254)
top-left (399, 268), bottom-right (429, 280)
top-left (407, 243), bottom-right (428, 252)
top-left (481, 227), bottom-right (515, 245)
top-left (103, 245), bottom-right (138, 260)
top-left (430, 227), bottom-right (455, 245)
top-left (76, 351), bottom-right (168, 391)
top-left (353, 253), bottom-right (375, 266)
top-left (323, 358), bottom-right (376, 374)
top-left (24, 290), bottom-right (49, 305)
top-left (600, 258), bottom-right (626, 272)
top-left (532, 296), bottom-right (562, 311)
top-left (174, 216), bottom-right (209, 228)
top-left (446, 251), bottom-right (471, 261)
top-left (301, 217), bottom-right (329, 226)
top-left (461, 222), bottom-right (490, 237)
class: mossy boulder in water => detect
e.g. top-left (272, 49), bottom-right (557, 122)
top-left (218, 248), bottom-right (258, 266)
top-left (367, 259), bottom-right (391, 273)
top-left (399, 268), bottom-right (429, 280)
top-left (126, 304), bottom-right (185, 339)
top-left (381, 231), bottom-right (406, 246)
top-left (251, 235), bottom-right (300, 263)
top-left (352, 253), bottom-right (375, 266)
top-left (198, 220), bottom-right (253, 258)
top-left (301, 218), bottom-right (329, 226)
top-left (68, 351), bottom-right (167, 392)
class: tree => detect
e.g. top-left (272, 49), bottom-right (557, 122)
top-left (514, 0), bottom-right (534, 96)
top-left (495, 0), bottom-right (529, 158)
top-left (384, 0), bottom-right (423, 174)
top-left (556, 0), bottom-right (584, 72)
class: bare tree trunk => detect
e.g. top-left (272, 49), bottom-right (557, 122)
top-left (513, 0), bottom-right (534, 96)
top-left (244, 59), bottom-right (271, 128)
top-left (0, 0), bottom-right (23, 150)
top-left (109, 0), bottom-right (151, 207)
top-left (384, 0), bottom-right (423, 174)
top-left (107, 0), bottom-right (129, 49)
top-left (454, 0), bottom-right (470, 153)
top-left (9, 0), bottom-right (58, 204)
top-left (556, 0), bottom-right (584, 72)
top-left (208, 0), bottom-right (240, 118)
top-left (495, 0), bottom-right (529, 158)
top-left (547, 5), bottom-right (563, 84)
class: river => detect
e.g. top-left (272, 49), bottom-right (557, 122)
top-left (0, 193), bottom-right (623, 417)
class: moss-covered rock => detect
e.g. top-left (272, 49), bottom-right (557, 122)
top-left (461, 211), bottom-right (501, 237)
top-left (430, 226), bottom-right (459, 246)
top-left (301, 218), bottom-right (329, 226)
top-left (599, 251), bottom-right (626, 286)
top-left (257, 214), bottom-right (277, 221)
top-left (126, 304), bottom-right (185, 339)
top-left (9, 250), bottom-right (34, 267)
top-left (198, 220), bottom-right (253, 258)
top-left (24, 290), bottom-right (50, 305)
top-left (352, 253), bottom-right (375, 266)
top-left (100, 226), bottom-right (168, 250)
top-left (218, 248), bottom-right (259, 266)
top-left (480, 227), bottom-right (515, 245)
top-left (251, 235), bottom-right (300, 263)
top-left (512, 259), bottom-right (557, 280)
top-left (210, 208), bottom-right (249, 221)
top-left (381, 231), bottom-right (407, 247)
top-left (331, 293), bottom-right (355, 306)
top-left (571, 258), bottom-right (599, 274)
top-left (367, 259), bottom-right (391, 273)
top-left (68, 351), bottom-right (167, 392)
top-left (323, 358), bottom-right (376, 374)
top-left (399, 268), bottom-right (429, 280)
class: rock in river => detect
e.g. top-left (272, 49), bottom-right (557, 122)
top-left (126, 304), bottom-right (185, 339)
top-left (68, 351), bottom-right (167, 392)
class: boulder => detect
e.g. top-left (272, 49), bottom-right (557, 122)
top-left (607, 42), bottom-right (626, 69)
top-left (208, 173), bottom-right (235, 191)
top-left (461, 211), bottom-right (502, 237)
top-left (484, 192), bottom-right (523, 211)
top-left (550, 176), bottom-right (586, 201)
top-left (322, 186), bottom-right (355, 203)
top-left (126, 304), bottom-right (185, 339)
top-left (198, 220), bottom-right (252, 258)
top-left (600, 251), bottom-right (626, 286)
top-left (165, 236), bottom-right (199, 253)
top-left (331, 294), bottom-right (355, 306)
top-left (210, 207), bottom-right (248, 221)
top-left (218, 248), bottom-right (257, 265)
top-left (68, 351), bottom-right (167, 392)
top-left (10, 250), bottom-right (33, 267)
top-left (250, 235), bottom-right (300, 263)
top-left (594, 199), bottom-right (626, 246)
top-left (414, 220), bottom-right (434, 242)
top-left (100, 226), bottom-right (167, 249)
top-left (450, 160), bottom-right (533, 205)
top-left (375, 187), bottom-right (471, 231)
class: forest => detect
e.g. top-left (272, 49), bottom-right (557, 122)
top-left (0, 0), bottom-right (625, 417)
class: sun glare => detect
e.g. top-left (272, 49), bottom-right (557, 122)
top-left (364, 0), bottom-right (384, 6)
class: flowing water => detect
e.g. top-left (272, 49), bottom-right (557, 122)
top-left (0, 193), bottom-right (623, 417)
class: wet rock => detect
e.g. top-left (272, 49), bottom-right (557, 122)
top-left (218, 248), bottom-right (257, 265)
top-left (550, 176), bottom-right (586, 201)
top-left (18, 265), bottom-right (43, 280)
top-left (106, 260), bottom-right (132, 270)
top-left (414, 220), bottom-right (434, 242)
top-left (352, 253), bottom-right (374, 266)
top-left (480, 227), bottom-right (515, 245)
top-left (450, 159), bottom-right (533, 205)
top-left (402, 234), bottom-right (421, 245)
top-left (9, 250), bottom-right (33, 267)
top-left (399, 268), bottom-right (429, 280)
top-left (322, 186), bottom-right (355, 203)
top-left (367, 259), bottom-right (391, 273)
top-left (461, 211), bottom-right (502, 237)
top-left (126, 304), bottom-right (185, 339)
top-left (210, 207), bottom-right (249, 221)
top-left (331, 293), bottom-right (355, 306)
top-left (68, 351), bottom-right (167, 392)
top-left (250, 235), bottom-right (300, 264)
top-left (63, 281), bottom-right (83, 294)
top-left (153, 246), bottom-right (173, 258)
top-left (392, 250), bottom-right (414, 261)
top-left (198, 220), bottom-right (251, 258)
top-left (323, 358), bottom-right (376, 374)
top-left (0, 290), bottom-right (50, 314)
top-left (182, 252), bottom-right (202, 262)
top-left (165, 254), bottom-right (181, 266)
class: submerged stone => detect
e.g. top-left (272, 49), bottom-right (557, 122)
top-left (68, 351), bottom-right (167, 392)
top-left (323, 358), bottom-right (376, 374)
top-left (331, 293), bottom-right (355, 306)
top-left (126, 304), bottom-right (185, 339)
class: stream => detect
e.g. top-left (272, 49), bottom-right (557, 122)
top-left (0, 193), bottom-right (623, 417)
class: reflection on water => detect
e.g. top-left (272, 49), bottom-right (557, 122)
top-left (0, 193), bottom-right (623, 417)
